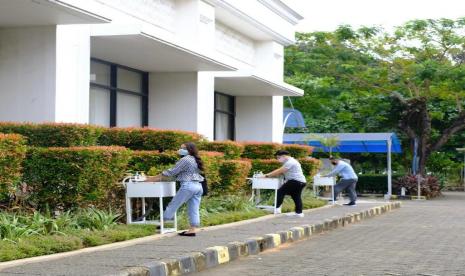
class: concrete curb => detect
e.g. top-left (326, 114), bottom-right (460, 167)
top-left (120, 202), bottom-right (401, 276)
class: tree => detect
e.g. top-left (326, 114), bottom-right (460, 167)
top-left (285, 18), bottom-right (465, 176)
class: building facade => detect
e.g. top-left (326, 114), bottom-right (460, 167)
top-left (0, 0), bottom-right (303, 142)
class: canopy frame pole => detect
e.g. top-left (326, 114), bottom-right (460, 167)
top-left (386, 138), bottom-right (392, 199)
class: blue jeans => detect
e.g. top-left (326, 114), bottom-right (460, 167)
top-left (163, 181), bottom-right (203, 227)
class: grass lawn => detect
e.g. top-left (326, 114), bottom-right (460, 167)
top-left (0, 189), bottom-right (325, 262)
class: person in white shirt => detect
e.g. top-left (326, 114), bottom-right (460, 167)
top-left (263, 150), bottom-right (307, 217)
top-left (324, 156), bottom-right (358, 206)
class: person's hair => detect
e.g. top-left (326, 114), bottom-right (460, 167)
top-left (184, 142), bottom-right (204, 172)
top-left (275, 150), bottom-right (290, 157)
top-left (329, 156), bottom-right (339, 161)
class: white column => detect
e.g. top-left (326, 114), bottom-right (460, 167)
top-left (235, 96), bottom-right (283, 143)
top-left (55, 25), bottom-right (91, 124)
top-left (387, 138), bottom-right (392, 199)
top-left (148, 72), bottom-right (215, 140)
top-left (0, 26), bottom-right (57, 122)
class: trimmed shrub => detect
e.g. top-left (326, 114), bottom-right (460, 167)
top-left (393, 174), bottom-right (441, 198)
top-left (250, 158), bottom-right (320, 181)
top-left (241, 142), bottom-right (282, 159)
top-left (356, 174), bottom-right (403, 194)
top-left (0, 122), bottom-right (103, 147)
top-left (98, 127), bottom-right (205, 151)
top-left (199, 141), bottom-right (244, 159)
top-left (216, 160), bottom-right (252, 194)
top-left (0, 134), bottom-right (27, 201)
top-left (23, 146), bottom-right (131, 210)
top-left (128, 150), bottom-right (179, 173)
top-left (282, 144), bottom-right (314, 158)
top-left (200, 151), bottom-right (224, 191)
top-left (298, 157), bottom-right (321, 181)
top-left (249, 159), bottom-right (282, 176)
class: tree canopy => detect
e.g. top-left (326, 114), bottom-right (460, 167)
top-left (285, 18), bottom-right (465, 175)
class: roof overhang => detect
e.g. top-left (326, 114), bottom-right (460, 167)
top-left (90, 26), bottom-right (235, 72)
top-left (283, 133), bottom-right (402, 153)
top-left (215, 73), bottom-right (304, 96)
top-left (0, 0), bottom-right (110, 26)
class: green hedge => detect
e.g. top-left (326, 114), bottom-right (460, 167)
top-left (356, 174), bottom-right (403, 194)
top-left (0, 134), bottom-right (27, 201)
top-left (216, 160), bottom-right (251, 194)
top-left (98, 128), bottom-right (205, 151)
top-left (240, 142), bottom-right (313, 160)
top-left (128, 150), bottom-right (179, 173)
top-left (199, 141), bottom-right (244, 159)
top-left (199, 152), bottom-right (224, 191)
top-left (282, 144), bottom-right (314, 158)
top-left (23, 146), bottom-right (131, 210)
top-left (249, 158), bottom-right (320, 182)
top-left (241, 142), bottom-right (282, 159)
top-left (0, 123), bottom-right (103, 147)
top-left (299, 157), bottom-right (321, 182)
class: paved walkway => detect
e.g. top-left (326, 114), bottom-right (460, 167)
top-left (197, 192), bottom-right (465, 276)
top-left (0, 200), bottom-right (389, 276)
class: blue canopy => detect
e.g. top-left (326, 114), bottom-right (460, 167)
top-left (283, 108), bottom-right (306, 128)
top-left (283, 133), bottom-right (402, 153)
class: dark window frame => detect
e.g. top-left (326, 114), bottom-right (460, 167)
top-left (214, 92), bottom-right (235, 140)
top-left (90, 58), bottom-right (148, 127)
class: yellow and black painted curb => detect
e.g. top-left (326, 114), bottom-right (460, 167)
top-left (119, 202), bottom-right (401, 276)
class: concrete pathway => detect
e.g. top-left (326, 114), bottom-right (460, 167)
top-left (0, 200), bottom-right (395, 276)
top-left (197, 192), bottom-right (465, 276)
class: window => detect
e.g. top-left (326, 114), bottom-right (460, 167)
top-left (89, 59), bottom-right (148, 127)
top-left (214, 92), bottom-right (235, 140)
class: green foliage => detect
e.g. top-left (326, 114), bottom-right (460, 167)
top-left (98, 127), bottom-right (205, 151)
top-left (281, 144), bottom-right (314, 158)
top-left (0, 133), bottom-right (27, 201)
top-left (285, 18), bottom-right (465, 175)
top-left (23, 146), bottom-right (131, 211)
top-left (249, 158), bottom-right (320, 181)
top-left (0, 122), bottom-right (104, 147)
top-left (216, 160), bottom-right (252, 194)
top-left (356, 174), bottom-right (403, 194)
top-left (199, 151), bottom-right (224, 190)
top-left (249, 159), bottom-right (282, 175)
top-left (128, 150), bottom-right (179, 173)
top-left (199, 141), bottom-right (244, 159)
top-left (75, 208), bottom-right (121, 231)
top-left (279, 189), bottom-right (326, 212)
top-left (299, 157), bottom-right (322, 182)
top-left (241, 142), bottom-right (282, 159)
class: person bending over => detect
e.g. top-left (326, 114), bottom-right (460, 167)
top-left (324, 156), bottom-right (358, 206)
top-left (262, 150), bottom-right (307, 217)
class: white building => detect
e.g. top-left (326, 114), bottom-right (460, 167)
top-left (0, 0), bottom-right (303, 142)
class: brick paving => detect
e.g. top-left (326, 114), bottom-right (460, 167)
top-left (197, 192), bottom-right (465, 276)
top-left (0, 200), bottom-right (389, 276)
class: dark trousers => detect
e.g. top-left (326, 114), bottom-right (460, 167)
top-left (334, 179), bottom-right (358, 203)
top-left (276, 180), bottom-right (306, 214)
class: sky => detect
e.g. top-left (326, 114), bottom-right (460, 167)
top-left (283, 0), bottom-right (465, 32)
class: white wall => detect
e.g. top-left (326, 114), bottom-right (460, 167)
top-left (0, 26), bottom-right (57, 122)
top-left (197, 72), bottom-right (215, 140)
top-left (235, 95), bottom-right (283, 143)
top-left (254, 41), bottom-right (284, 80)
top-left (55, 25), bottom-right (91, 123)
top-left (148, 72), bottom-right (215, 140)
